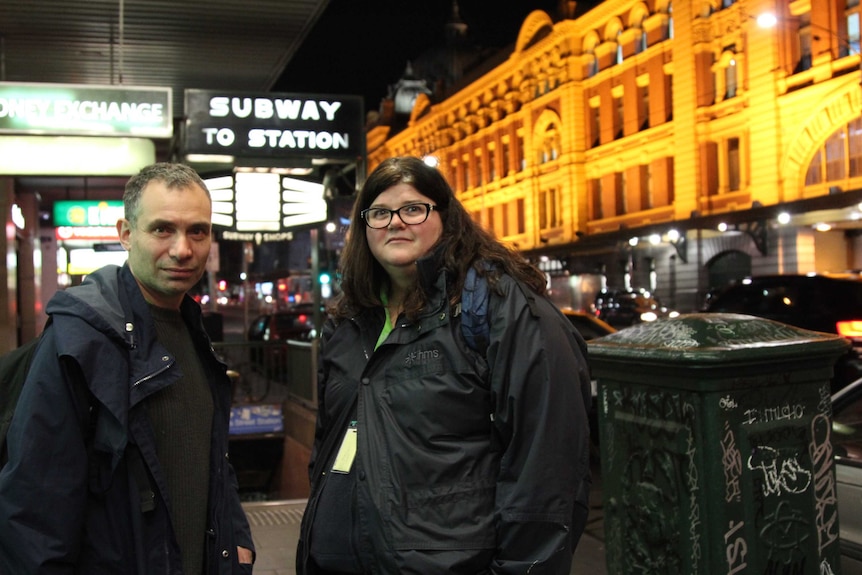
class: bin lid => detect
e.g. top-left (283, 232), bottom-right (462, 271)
top-left (588, 312), bottom-right (850, 365)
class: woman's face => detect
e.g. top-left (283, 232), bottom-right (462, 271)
top-left (365, 183), bottom-right (443, 281)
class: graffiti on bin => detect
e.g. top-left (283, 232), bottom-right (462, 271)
top-left (603, 382), bottom-right (839, 575)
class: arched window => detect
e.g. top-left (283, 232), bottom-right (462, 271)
top-left (668, 3), bottom-right (674, 40)
top-left (616, 30), bottom-right (624, 64)
top-left (725, 57), bottom-right (738, 98)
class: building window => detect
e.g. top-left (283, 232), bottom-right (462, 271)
top-left (639, 84), bottom-right (650, 130)
top-left (516, 199), bottom-right (525, 234)
top-left (589, 104), bottom-right (600, 148)
top-left (848, 4), bottom-right (861, 56)
top-left (725, 58), bottom-right (738, 99)
top-left (475, 150), bottom-right (484, 187)
top-left (463, 155), bottom-right (471, 189)
top-left (502, 138), bottom-right (511, 176)
top-left (640, 163), bottom-right (652, 210)
top-left (539, 187), bottom-right (561, 229)
top-left (727, 137), bottom-right (740, 192)
top-left (614, 171), bottom-right (626, 216)
top-left (539, 124), bottom-right (560, 164)
top-left (488, 146), bottom-right (497, 181)
top-left (806, 150), bottom-right (823, 186)
top-left (826, 131), bottom-right (847, 181)
top-left (667, 3), bottom-right (674, 40)
top-left (614, 95), bottom-right (624, 139)
top-left (517, 133), bottom-right (526, 170)
top-left (616, 30), bottom-right (624, 64)
top-left (589, 178), bottom-right (603, 220)
top-left (850, 118), bottom-right (862, 177)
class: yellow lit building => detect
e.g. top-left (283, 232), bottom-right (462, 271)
top-left (367, 0), bottom-right (862, 313)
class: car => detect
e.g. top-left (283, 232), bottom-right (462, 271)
top-left (562, 308), bottom-right (617, 341)
top-left (247, 309), bottom-right (316, 343)
top-left (831, 376), bottom-right (862, 574)
top-left (703, 274), bottom-right (862, 392)
top-left (591, 288), bottom-right (678, 328)
top-left (247, 309), bottom-right (316, 376)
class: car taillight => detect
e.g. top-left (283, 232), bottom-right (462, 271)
top-left (836, 320), bottom-right (862, 339)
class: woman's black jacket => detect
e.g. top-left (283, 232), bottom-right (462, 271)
top-left (297, 256), bottom-right (592, 574)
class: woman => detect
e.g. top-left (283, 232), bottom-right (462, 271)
top-left (297, 156), bottom-right (592, 574)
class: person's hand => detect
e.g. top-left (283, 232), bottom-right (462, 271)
top-left (237, 546), bottom-right (254, 564)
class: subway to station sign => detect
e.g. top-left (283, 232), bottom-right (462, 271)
top-left (0, 82), bottom-right (172, 138)
top-left (183, 89), bottom-right (364, 160)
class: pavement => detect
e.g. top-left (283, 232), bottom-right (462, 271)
top-left (244, 458), bottom-right (608, 575)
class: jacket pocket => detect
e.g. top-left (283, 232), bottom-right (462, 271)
top-left (384, 480), bottom-right (496, 550)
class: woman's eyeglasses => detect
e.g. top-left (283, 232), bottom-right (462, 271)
top-left (360, 203), bottom-right (436, 229)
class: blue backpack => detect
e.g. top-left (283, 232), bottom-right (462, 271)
top-left (460, 266), bottom-right (491, 355)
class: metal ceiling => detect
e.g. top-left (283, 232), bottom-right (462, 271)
top-left (0, 0), bottom-right (331, 119)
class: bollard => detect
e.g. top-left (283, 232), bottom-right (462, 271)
top-left (590, 313), bottom-right (850, 575)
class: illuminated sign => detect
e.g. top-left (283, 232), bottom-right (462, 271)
top-left (56, 226), bottom-right (120, 241)
top-left (184, 89), bottom-right (364, 160)
top-left (207, 173), bottom-right (327, 233)
top-left (54, 200), bottom-right (124, 227)
top-left (0, 82), bottom-right (172, 137)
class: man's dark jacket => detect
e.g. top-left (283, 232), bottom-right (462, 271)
top-left (0, 264), bottom-right (254, 574)
top-left (297, 253), bottom-right (592, 574)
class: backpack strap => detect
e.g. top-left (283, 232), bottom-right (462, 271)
top-left (460, 265), bottom-right (491, 355)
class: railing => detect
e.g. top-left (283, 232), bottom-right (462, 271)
top-left (213, 339), bottom-right (318, 407)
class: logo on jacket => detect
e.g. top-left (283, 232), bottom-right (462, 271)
top-left (405, 348), bottom-right (440, 367)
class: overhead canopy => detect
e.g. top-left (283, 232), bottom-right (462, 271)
top-left (0, 0), bottom-right (332, 118)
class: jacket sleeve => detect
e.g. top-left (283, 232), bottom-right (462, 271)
top-left (228, 460), bottom-right (256, 557)
top-left (0, 328), bottom-right (91, 574)
top-left (487, 282), bottom-right (592, 574)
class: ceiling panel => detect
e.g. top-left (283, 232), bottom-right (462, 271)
top-left (0, 0), bottom-right (331, 117)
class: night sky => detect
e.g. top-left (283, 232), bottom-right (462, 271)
top-left (274, 0), bottom-right (564, 113)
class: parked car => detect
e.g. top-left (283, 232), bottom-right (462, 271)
top-left (247, 309), bottom-right (315, 375)
top-left (591, 288), bottom-right (678, 328)
top-left (562, 308), bottom-right (617, 341)
top-left (831, 376), bottom-right (862, 574)
top-left (703, 274), bottom-right (862, 392)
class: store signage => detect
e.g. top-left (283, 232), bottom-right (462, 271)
top-left (184, 89), bottom-right (364, 160)
top-left (54, 200), bottom-right (124, 227)
top-left (229, 403), bottom-right (284, 435)
top-left (0, 82), bottom-right (172, 137)
top-left (56, 226), bottom-right (120, 241)
top-left (207, 173), bottom-right (327, 233)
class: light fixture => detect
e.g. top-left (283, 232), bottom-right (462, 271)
top-left (718, 222), bottom-right (728, 232)
top-left (777, 212), bottom-right (791, 225)
top-left (667, 229), bottom-right (680, 242)
top-left (756, 12), bottom-right (778, 28)
top-left (628, 237), bottom-right (639, 247)
top-left (649, 234), bottom-right (661, 245)
top-left (814, 222), bottom-right (832, 232)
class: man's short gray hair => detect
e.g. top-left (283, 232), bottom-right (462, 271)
top-left (123, 162), bottom-right (210, 225)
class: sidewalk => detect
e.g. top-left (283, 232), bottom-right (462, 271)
top-left (244, 458), bottom-right (607, 575)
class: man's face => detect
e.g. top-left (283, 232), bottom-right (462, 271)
top-left (117, 180), bottom-right (212, 309)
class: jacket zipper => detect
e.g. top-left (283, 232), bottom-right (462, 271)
top-left (131, 359), bottom-right (174, 389)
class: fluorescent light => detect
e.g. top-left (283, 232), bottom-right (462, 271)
top-left (0, 136), bottom-right (154, 175)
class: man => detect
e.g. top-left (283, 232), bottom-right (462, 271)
top-left (0, 163), bottom-right (254, 574)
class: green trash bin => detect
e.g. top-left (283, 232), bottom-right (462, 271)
top-left (590, 313), bottom-right (850, 575)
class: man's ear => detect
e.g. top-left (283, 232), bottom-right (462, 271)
top-left (117, 218), bottom-right (132, 251)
